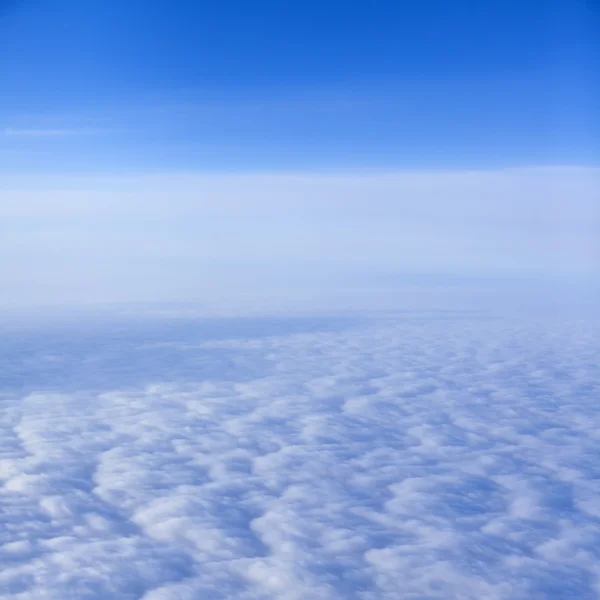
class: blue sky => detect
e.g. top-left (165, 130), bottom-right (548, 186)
top-left (0, 0), bottom-right (598, 308)
top-left (1, 0), bottom-right (598, 171)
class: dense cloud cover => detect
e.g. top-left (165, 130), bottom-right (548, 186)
top-left (1, 312), bottom-right (600, 599)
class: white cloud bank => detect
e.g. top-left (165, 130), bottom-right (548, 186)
top-left (1, 313), bottom-right (600, 598)
top-left (0, 167), bottom-right (598, 309)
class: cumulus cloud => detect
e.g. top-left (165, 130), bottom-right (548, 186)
top-left (1, 312), bottom-right (600, 598)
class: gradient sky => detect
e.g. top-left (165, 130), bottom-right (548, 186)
top-left (0, 0), bottom-right (598, 309)
top-left (1, 0), bottom-right (599, 171)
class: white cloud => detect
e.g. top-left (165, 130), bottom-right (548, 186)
top-left (1, 312), bottom-right (600, 598)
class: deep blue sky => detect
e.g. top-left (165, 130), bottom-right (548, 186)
top-left (1, 0), bottom-right (598, 172)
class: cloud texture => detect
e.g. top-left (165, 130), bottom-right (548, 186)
top-left (1, 312), bottom-right (600, 598)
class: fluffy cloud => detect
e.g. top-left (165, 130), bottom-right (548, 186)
top-left (1, 312), bottom-right (600, 598)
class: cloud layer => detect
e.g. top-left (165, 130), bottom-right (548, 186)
top-left (1, 312), bottom-right (600, 598)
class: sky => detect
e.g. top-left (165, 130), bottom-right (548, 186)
top-left (0, 0), bottom-right (598, 309)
